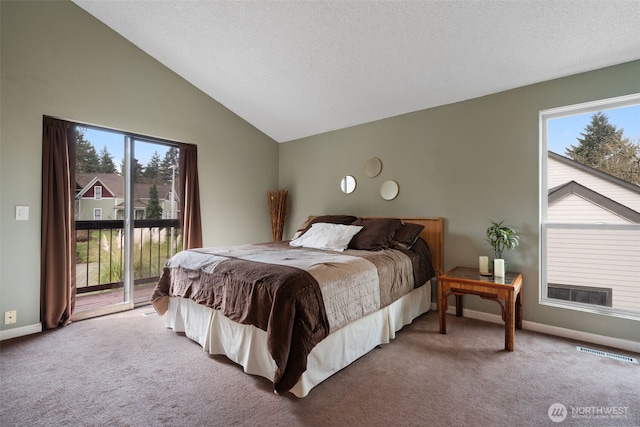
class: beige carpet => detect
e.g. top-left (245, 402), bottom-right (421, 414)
top-left (1, 307), bottom-right (638, 427)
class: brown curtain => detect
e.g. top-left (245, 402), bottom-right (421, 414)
top-left (178, 143), bottom-right (203, 249)
top-left (41, 117), bottom-right (76, 329)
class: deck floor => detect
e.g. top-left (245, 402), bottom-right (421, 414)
top-left (75, 282), bottom-right (156, 312)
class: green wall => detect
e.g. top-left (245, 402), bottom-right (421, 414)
top-left (2, 0), bottom-right (638, 344)
top-left (0, 1), bottom-right (278, 333)
top-left (280, 60), bottom-right (640, 343)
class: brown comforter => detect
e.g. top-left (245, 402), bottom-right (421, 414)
top-left (151, 240), bottom-right (433, 394)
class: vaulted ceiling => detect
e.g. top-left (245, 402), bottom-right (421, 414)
top-left (73, 1), bottom-right (640, 142)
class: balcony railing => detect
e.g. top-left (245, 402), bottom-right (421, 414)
top-left (75, 219), bottom-right (181, 296)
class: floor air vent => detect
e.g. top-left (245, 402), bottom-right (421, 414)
top-left (576, 346), bottom-right (638, 364)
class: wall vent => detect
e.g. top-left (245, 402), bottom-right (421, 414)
top-left (576, 346), bottom-right (638, 364)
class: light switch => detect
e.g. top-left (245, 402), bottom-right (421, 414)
top-left (16, 205), bottom-right (29, 221)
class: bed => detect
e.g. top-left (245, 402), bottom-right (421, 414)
top-left (151, 216), bottom-right (444, 397)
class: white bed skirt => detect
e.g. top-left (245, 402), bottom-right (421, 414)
top-left (164, 282), bottom-right (431, 397)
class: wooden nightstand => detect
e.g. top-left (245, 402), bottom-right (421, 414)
top-left (438, 266), bottom-right (523, 351)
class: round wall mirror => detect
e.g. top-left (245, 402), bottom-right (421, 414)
top-left (380, 179), bottom-right (399, 200)
top-left (340, 175), bottom-right (356, 194)
top-left (364, 157), bottom-right (382, 178)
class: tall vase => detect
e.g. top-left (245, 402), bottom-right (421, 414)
top-left (268, 189), bottom-right (288, 241)
top-left (494, 259), bottom-right (505, 278)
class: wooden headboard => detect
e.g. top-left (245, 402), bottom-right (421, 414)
top-left (306, 216), bottom-right (444, 276)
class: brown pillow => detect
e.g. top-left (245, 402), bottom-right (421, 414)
top-left (295, 215), bottom-right (358, 238)
top-left (348, 218), bottom-right (403, 250)
top-left (392, 222), bottom-right (425, 250)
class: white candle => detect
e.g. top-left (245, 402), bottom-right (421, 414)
top-left (479, 256), bottom-right (489, 274)
top-left (494, 259), bottom-right (505, 278)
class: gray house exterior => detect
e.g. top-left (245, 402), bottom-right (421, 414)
top-left (547, 152), bottom-right (640, 311)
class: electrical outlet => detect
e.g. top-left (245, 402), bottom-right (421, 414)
top-left (4, 310), bottom-right (17, 325)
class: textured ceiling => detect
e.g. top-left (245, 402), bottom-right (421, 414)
top-left (72, 1), bottom-right (640, 143)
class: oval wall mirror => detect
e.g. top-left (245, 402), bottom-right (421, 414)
top-left (380, 179), bottom-right (399, 200)
top-left (364, 157), bottom-right (382, 178)
top-left (340, 175), bottom-right (356, 194)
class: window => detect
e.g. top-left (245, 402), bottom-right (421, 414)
top-left (93, 208), bottom-right (102, 221)
top-left (94, 185), bottom-right (102, 200)
top-left (540, 94), bottom-right (640, 321)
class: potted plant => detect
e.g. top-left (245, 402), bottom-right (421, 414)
top-left (486, 220), bottom-right (520, 274)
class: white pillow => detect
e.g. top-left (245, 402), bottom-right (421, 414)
top-left (289, 223), bottom-right (363, 251)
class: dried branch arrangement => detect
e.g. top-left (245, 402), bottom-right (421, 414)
top-left (268, 189), bottom-right (288, 241)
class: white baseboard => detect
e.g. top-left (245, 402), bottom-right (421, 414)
top-left (0, 323), bottom-right (42, 341)
top-left (430, 303), bottom-right (640, 354)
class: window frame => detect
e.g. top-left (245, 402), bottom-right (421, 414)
top-left (94, 185), bottom-right (102, 200)
top-left (539, 93), bottom-right (640, 321)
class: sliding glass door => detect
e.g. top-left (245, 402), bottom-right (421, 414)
top-left (72, 126), bottom-right (179, 320)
